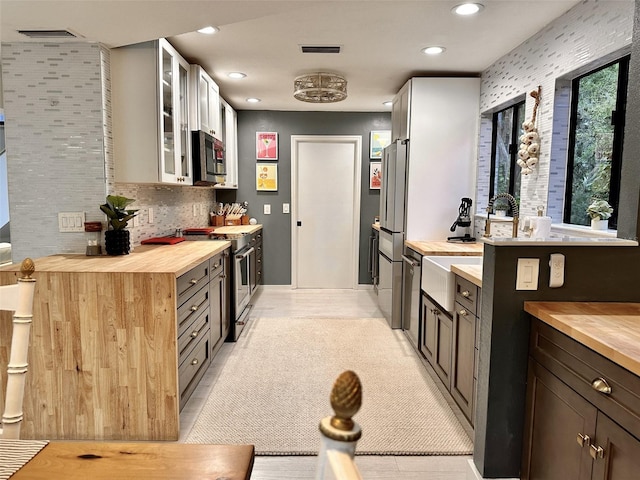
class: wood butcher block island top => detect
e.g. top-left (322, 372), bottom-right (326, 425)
top-left (213, 225), bottom-right (262, 235)
top-left (0, 241), bottom-right (230, 276)
top-left (0, 241), bottom-right (233, 441)
top-left (405, 240), bottom-right (484, 256)
top-left (525, 302), bottom-right (640, 377)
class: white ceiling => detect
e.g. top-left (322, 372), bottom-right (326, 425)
top-left (1, 0), bottom-right (581, 112)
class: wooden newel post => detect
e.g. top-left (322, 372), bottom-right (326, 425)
top-left (315, 370), bottom-right (363, 480)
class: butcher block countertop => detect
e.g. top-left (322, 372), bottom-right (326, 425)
top-left (524, 302), bottom-right (640, 377)
top-left (213, 225), bottom-right (262, 235)
top-left (451, 264), bottom-right (483, 288)
top-left (0, 240), bottom-right (230, 277)
top-left (406, 240), bottom-right (484, 256)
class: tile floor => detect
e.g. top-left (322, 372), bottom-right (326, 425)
top-left (179, 287), bottom-right (478, 479)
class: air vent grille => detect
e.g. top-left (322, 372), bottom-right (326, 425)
top-left (301, 45), bottom-right (341, 54)
top-left (18, 29), bottom-right (78, 39)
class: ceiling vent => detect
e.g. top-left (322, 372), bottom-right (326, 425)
top-left (300, 45), bottom-right (341, 54)
top-left (18, 29), bottom-right (78, 39)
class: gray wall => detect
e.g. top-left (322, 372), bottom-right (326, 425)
top-left (217, 111), bottom-right (391, 285)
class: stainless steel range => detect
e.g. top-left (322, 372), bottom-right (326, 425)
top-left (184, 230), bottom-right (256, 341)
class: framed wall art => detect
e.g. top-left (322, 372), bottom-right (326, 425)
top-left (256, 132), bottom-right (278, 160)
top-left (370, 161), bottom-right (382, 190)
top-left (256, 163), bottom-right (278, 191)
top-left (369, 130), bottom-right (391, 159)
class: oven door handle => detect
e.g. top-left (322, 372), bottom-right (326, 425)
top-left (236, 247), bottom-right (255, 260)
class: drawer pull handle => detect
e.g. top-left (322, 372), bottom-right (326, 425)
top-left (591, 377), bottom-right (612, 395)
top-left (213, 262), bottom-right (220, 268)
top-left (459, 309), bottom-right (468, 317)
top-left (189, 278), bottom-right (198, 285)
top-left (191, 305), bottom-right (199, 312)
top-left (191, 329), bottom-right (200, 338)
top-left (191, 358), bottom-right (199, 366)
top-left (589, 444), bottom-right (605, 460)
top-left (462, 290), bottom-right (471, 298)
top-left (577, 433), bottom-right (591, 448)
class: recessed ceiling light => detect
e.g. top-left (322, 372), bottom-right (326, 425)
top-left (246, 98), bottom-right (261, 103)
top-left (422, 46), bottom-right (446, 55)
top-left (383, 101), bottom-right (393, 107)
top-left (197, 26), bottom-right (219, 35)
top-left (452, 3), bottom-right (484, 16)
top-left (228, 72), bottom-right (246, 79)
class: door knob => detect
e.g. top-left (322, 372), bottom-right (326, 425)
top-left (589, 444), bottom-right (605, 459)
top-left (576, 433), bottom-right (591, 447)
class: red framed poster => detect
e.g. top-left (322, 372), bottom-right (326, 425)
top-left (256, 132), bottom-right (278, 160)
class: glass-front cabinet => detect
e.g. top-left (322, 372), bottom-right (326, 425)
top-left (112, 38), bottom-right (191, 185)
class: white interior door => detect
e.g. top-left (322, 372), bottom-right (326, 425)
top-left (292, 136), bottom-right (361, 289)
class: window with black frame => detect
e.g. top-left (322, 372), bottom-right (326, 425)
top-left (489, 101), bottom-right (526, 213)
top-left (564, 56), bottom-right (629, 229)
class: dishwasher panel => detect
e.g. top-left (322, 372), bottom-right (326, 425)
top-left (402, 250), bottom-right (421, 351)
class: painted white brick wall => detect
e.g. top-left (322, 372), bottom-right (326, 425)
top-left (476, 0), bottom-right (634, 237)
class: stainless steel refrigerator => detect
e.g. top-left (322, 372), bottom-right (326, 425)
top-left (378, 140), bottom-right (407, 329)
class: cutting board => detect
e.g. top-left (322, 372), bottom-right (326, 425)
top-left (183, 227), bottom-right (216, 235)
top-left (141, 236), bottom-right (185, 245)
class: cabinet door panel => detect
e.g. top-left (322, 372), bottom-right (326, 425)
top-left (522, 359), bottom-right (596, 480)
top-left (434, 309), bottom-right (452, 387)
top-left (209, 274), bottom-right (223, 348)
top-left (421, 294), bottom-right (436, 365)
top-left (451, 304), bottom-right (476, 423)
top-left (592, 412), bottom-right (640, 480)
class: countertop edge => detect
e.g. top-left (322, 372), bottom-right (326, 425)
top-left (524, 301), bottom-right (640, 377)
top-left (451, 264), bottom-right (482, 288)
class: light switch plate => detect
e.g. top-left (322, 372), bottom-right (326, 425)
top-left (283, 203), bottom-right (290, 214)
top-left (148, 207), bottom-right (154, 224)
top-left (58, 212), bottom-right (85, 232)
top-left (264, 204), bottom-right (271, 215)
top-left (516, 258), bottom-right (539, 290)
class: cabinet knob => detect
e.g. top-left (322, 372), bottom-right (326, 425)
top-left (191, 330), bottom-right (199, 338)
top-left (576, 433), bottom-right (591, 447)
top-left (589, 444), bottom-right (605, 460)
top-left (591, 377), bottom-right (612, 395)
top-left (462, 290), bottom-right (471, 298)
top-left (459, 309), bottom-right (468, 316)
top-left (189, 278), bottom-right (199, 285)
top-left (191, 305), bottom-right (199, 312)
top-left (191, 358), bottom-right (199, 366)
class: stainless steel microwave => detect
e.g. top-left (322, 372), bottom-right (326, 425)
top-left (191, 130), bottom-right (225, 186)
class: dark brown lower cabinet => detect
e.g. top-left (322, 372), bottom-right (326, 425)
top-left (450, 303), bottom-right (477, 423)
top-left (522, 319), bottom-right (640, 480)
top-left (420, 294), bottom-right (452, 387)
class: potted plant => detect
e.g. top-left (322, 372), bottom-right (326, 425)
top-left (100, 195), bottom-right (138, 255)
top-left (586, 199), bottom-right (613, 230)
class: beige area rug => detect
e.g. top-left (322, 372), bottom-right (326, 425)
top-left (184, 317), bottom-right (473, 456)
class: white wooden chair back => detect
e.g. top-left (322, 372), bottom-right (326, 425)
top-left (0, 258), bottom-right (36, 439)
top-left (316, 371), bottom-right (364, 480)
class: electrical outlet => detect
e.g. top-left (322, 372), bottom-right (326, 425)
top-left (264, 204), bottom-right (271, 215)
top-left (200, 204), bottom-right (206, 215)
top-left (133, 215), bottom-right (139, 227)
top-left (148, 208), bottom-right (154, 224)
top-left (193, 204), bottom-right (198, 216)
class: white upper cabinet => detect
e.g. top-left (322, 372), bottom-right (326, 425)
top-left (391, 80), bottom-right (411, 142)
top-left (216, 98), bottom-right (238, 189)
top-left (190, 65), bottom-right (221, 140)
top-left (112, 38), bottom-right (192, 185)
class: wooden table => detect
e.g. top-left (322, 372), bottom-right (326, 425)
top-left (11, 442), bottom-right (254, 479)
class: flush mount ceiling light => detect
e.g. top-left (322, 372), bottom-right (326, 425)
top-left (452, 3), bottom-right (484, 16)
top-left (422, 46), bottom-right (446, 55)
top-left (293, 72), bottom-right (347, 103)
top-left (383, 101), bottom-right (393, 107)
top-left (228, 72), bottom-right (246, 79)
top-left (246, 97), bottom-right (261, 103)
top-left (197, 26), bottom-right (219, 34)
